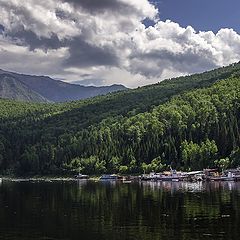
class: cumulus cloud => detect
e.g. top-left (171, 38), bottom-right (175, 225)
top-left (0, 35), bottom-right (68, 76)
top-left (63, 0), bottom-right (157, 18)
top-left (0, 0), bottom-right (240, 88)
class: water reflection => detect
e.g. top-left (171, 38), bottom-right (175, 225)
top-left (0, 180), bottom-right (240, 240)
top-left (140, 181), bottom-right (240, 193)
top-left (141, 181), bottom-right (204, 193)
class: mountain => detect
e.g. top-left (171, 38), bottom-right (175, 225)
top-left (0, 73), bottom-right (49, 102)
top-left (0, 69), bottom-right (127, 102)
top-left (0, 62), bottom-right (240, 175)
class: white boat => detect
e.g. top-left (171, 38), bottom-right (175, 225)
top-left (123, 180), bottom-right (132, 184)
top-left (221, 171), bottom-right (235, 181)
top-left (75, 173), bottom-right (89, 180)
top-left (140, 172), bottom-right (161, 181)
top-left (100, 174), bottom-right (119, 181)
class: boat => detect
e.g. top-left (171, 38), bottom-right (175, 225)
top-left (140, 172), bottom-right (161, 181)
top-left (194, 174), bottom-right (205, 181)
top-left (140, 174), bottom-right (152, 181)
top-left (183, 171), bottom-right (204, 181)
top-left (209, 170), bottom-right (239, 182)
top-left (141, 169), bottom-right (185, 182)
top-left (123, 180), bottom-right (132, 184)
top-left (222, 170), bottom-right (240, 181)
top-left (75, 173), bottom-right (89, 180)
top-left (234, 175), bottom-right (240, 181)
top-left (220, 176), bottom-right (235, 181)
top-left (159, 169), bottom-right (185, 182)
top-left (45, 179), bottom-right (53, 183)
top-left (228, 169), bottom-right (240, 181)
top-left (99, 174), bottom-right (119, 181)
top-left (160, 175), bottom-right (182, 182)
top-left (204, 169), bottom-right (220, 181)
top-left (123, 175), bottom-right (139, 182)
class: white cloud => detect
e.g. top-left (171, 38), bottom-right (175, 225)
top-left (0, 0), bottom-right (79, 39)
top-left (0, 0), bottom-right (240, 88)
top-left (0, 35), bottom-right (68, 76)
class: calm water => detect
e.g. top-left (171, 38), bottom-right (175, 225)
top-left (0, 180), bottom-right (240, 240)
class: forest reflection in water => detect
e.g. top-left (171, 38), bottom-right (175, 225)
top-left (0, 180), bottom-right (239, 240)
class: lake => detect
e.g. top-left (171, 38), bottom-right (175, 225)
top-left (0, 180), bottom-right (239, 240)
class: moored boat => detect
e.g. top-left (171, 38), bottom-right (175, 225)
top-left (122, 179), bottom-right (132, 184)
top-left (204, 169), bottom-right (220, 181)
top-left (140, 172), bottom-right (161, 181)
top-left (234, 175), bottom-right (240, 181)
top-left (209, 170), bottom-right (240, 181)
top-left (99, 174), bottom-right (119, 181)
top-left (75, 173), bottom-right (89, 180)
top-left (159, 169), bottom-right (185, 182)
top-left (160, 175), bottom-right (182, 182)
top-left (228, 169), bottom-right (240, 181)
top-left (183, 171), bottom-right (204, 182)
top-left (141, 170), bottom-right (186, 182)
top-left (218, 171), bottom-right (235, 181)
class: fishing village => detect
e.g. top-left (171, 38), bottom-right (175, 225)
top-left (73, 167), bottom-right (240, 183)
top-left (2, 168), bottom-right (240, 183)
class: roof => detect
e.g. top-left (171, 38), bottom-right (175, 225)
top-left (184, 171), bottom-right (203, 175)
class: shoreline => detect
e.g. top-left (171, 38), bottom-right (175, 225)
top-left (0, 176), bottom-right (101, 182)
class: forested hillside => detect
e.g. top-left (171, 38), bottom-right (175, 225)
top-left (1, 63), bottom-right (240, 175)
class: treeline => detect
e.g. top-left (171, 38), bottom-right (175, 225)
top-left (1, 63), bottom-right (240, 175)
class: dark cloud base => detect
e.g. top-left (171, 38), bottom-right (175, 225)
top-left (65, 38), bottom-right (119, 67)
top-left (63, 0), bottom-right (137, 15)
top-left (7, 29), bottom-right (66, 51)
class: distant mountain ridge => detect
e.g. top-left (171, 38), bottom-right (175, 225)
top-left (0, 73), bottom-right (49, 102)
top-left (0, 69), bottom-right (127, 102)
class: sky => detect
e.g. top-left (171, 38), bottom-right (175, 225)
top-left (156, 0), bottom-right (240, 32)
top-left (0, 0), bottom-right (240, 88)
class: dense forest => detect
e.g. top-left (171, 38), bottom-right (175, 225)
top-left (1, 62), bottom-right (240, 175)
